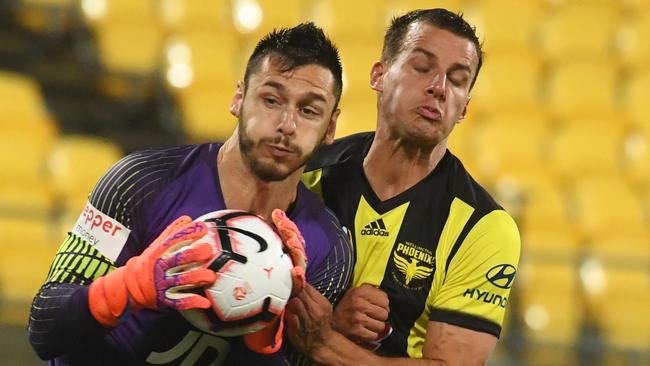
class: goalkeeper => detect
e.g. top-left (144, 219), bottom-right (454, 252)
top-left (28, 22), bottom-right (352, 365)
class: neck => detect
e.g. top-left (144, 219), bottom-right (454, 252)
top-left (217, 137), bottom-right (301, 221)
top-left (363, 126), bottom-right (447, 201)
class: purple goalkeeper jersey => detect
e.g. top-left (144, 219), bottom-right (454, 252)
top-left (29, 143), bottom-right (352, 366)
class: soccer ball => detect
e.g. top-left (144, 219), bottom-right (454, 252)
top-left (180, 210), bottom-right (293, 336)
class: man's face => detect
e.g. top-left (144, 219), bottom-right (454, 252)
top-left (231, 56), bottom-right (339, 181)
top-left (372, 22), bottom-right (478, 147)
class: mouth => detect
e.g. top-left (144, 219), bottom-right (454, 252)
top-left (265, 143), bottom-right (294, 158)
top-left (416, 106), bottom-right (442, 121)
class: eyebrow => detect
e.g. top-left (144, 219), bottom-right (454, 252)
top-left (261, 80), bottom-right (328, 104)
top-left (411, 47), bottom-right (472, 75)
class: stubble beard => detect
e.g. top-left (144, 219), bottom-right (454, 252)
top-left (237, 112), bottom-right (323, 182)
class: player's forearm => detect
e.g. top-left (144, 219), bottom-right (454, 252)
top-left (28, 283), bottom-right (107, 360)
top-left (310, 331), bottom-right (446, 366)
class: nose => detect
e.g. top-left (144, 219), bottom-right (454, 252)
top-left (277, 109), bottom-right (297, 135)
top-left (425, 72), bottom-right (446, 100)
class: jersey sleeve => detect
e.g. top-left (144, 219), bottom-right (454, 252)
top-left (306, 214), bottom-right (354, 306)
top-left (428, 209), bottom-right (521, 337)
top-left (28, 152), bottom-right (153, 361)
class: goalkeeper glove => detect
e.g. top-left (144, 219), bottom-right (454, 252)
top-left (88, 215), bottom-right (217, 328)
top-left (244, 209), bottom-right (307, 354)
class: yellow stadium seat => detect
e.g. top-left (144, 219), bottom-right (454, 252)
top-left (239, 0), bottom-right (307, 36)
top-left (471, 0), bottom-right (543, 53)
top-left (336, 40), bottom-right (381, 101)
top-left (585, 265), bottom-right (650, 352)
top-left (0, 217), bottom-right (59, 324)
top-left (159, 0), bottom-right (233, 32)
top-left (178, 88), bottom-right (239, 143)
top-left (547, 60), bottom-right (619, 119)
top-left (0, 183), bottom-right (54, 217)
top-left (586, 232), bottom-right (650, 264)
top-left (334, 99), bottom-right (376, 138)
top-left (391, 0), bottom-right (468, 17)
top-left (624, 67), bottom-right (650, 128)
top-left (572, 176), bottom-right (645, 239)
top-left (511, 173), bottom-right (579, 257)
top-left (623, 128), bottom-right (650, 185)
top-left (550, 119), bottom-right (625, 179)
top-left (47, 136), bottom-right (123, 205)
top-left (93, 22), bottom-right (164, 75)
top-left (618, 11), bottom-right (650, 68)
top-left (518, 260), bottom-right (580, 348)
top-left (0, 71), bottom-right (55, 127)
top-left (0, 125), bottom-right (57, 186)
top-left (167, 30), bottom-right (240, 90)
top-left (309, 0), bottom-right (386, 39)
top-left (541, 2), bottom-right (621, 60)
top-left (83, 0), bottom-right (156, 24)
top-left (471, 54), bottom-right (543, 116)
top-left (473, 112), bottom-right (550, 181)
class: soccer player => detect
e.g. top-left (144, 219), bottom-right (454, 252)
top-left (28, 23), bottom-right (352, 365)
top-left (290, 9), bottom-right (521, 364)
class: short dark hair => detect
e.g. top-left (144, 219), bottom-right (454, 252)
top-left (244, 22), bottom-right (343, 109)
top-left (382, 9), bottom-right (484, 90)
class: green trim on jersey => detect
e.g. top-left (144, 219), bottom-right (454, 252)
top-left (46, 233), bottom-right (116, 285)
top-left (304, 132), bottom-right (521, 357)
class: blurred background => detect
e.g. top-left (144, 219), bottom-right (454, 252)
top-left (0, 0), bottom-right (648, 364)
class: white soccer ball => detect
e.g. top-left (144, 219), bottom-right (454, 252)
top-left (181, 210), bottom-right (293, 336)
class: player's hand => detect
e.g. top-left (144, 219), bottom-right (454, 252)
top-left (88, 216), bottom-right (217, 327)
top-left (332, 284), bottom-right (390, 344)
top-left (271, 209), bottom-right (307, 296)
top-left (285, 284), bottom-right (336, 356)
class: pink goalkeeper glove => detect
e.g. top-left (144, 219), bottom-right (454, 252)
top-left (88, 216), bottom-right (217, 327)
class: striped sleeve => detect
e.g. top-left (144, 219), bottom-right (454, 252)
top-left (307, 211), bottom-right (354, 305)
top-left (28, 148), bottom-right (184, 361)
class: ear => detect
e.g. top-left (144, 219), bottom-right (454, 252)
top-left (230, 80), bottom-right (245, 117)
top-left (458, 95), bottom-right (471, 123)
top-left (323, 108), bottom-right (340, 145)
top-left (370, 61), bottom-right (386, 92)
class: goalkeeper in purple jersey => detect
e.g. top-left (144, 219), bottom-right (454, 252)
top-left (28, 23), bottom-right (352, 365)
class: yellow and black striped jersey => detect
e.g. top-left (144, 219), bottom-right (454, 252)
top-left (303, 132), bottom-right (521, 358)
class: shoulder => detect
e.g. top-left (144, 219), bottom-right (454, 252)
top-left (305, 132), bottom-right (374, 171)
top-left (88, 144), bottom-right (218, 224)
top-left (292, 184), bottom-right (350, 260)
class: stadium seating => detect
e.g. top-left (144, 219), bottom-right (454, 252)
top-left (158, 0), bottom-right (234, 32)
top-left (308, 0), bottom-right (385, 39)
top-left (546, 60), bottom-right (619, 119)
top-left (518, 259), bottom-right (580, 361)
top-left (571, 176), bottom-right (645, 240)
top-left (585, 265), bottom-right (650, 353)
top-left (472, 112), bottom-right (550, 182)
top-left (624, 67), bottom-right (650, 129)
top-left (0, 216), bottom-right (59, 324)
top-left (2, 1), bottom-right (649, 362)
top-left (47, 135), bottom-right (123, 211)
top-left (470, 54), bottom-right (543, 116)
top-left (618, 10), bottom-right (650, 68)
top-left (549, 118), bottom-right (626, 179)
top-left (541, 1), bottom-right (621, 61)
top-left (470, 0), bottom-right (543, 54)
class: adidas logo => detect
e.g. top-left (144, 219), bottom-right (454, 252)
top-left (361, 218), bottom-right (390, 236)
